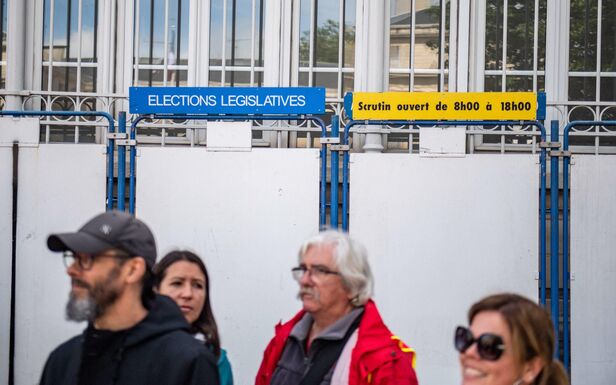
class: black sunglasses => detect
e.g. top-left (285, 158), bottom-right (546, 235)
top-left (454, 326), bottom-right (505, 361)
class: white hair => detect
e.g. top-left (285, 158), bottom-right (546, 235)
top-left (298, 230), bottom-right (374, 306)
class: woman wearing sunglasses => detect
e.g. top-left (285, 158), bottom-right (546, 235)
top-left (455, 293), bottom-right (569, 385)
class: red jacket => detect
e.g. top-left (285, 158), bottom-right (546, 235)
top-left (255, 300), bottom-right (418, 385)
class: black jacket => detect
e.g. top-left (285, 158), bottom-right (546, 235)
top-left (39, 295), bottom-right (220, 385)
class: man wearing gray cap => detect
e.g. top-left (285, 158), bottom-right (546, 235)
top-left (40, 210), bottom-right (219, 385)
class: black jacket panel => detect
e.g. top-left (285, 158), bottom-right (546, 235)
top-left (39, 295), bottom-right (219, 385)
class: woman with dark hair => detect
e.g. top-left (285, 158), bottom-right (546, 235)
top-left (455, 293), bottom-right (569, 385)
top-left (154, 250), bottom-right (233, 385)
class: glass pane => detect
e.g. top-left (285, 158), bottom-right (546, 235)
top-left (485, 75), bottom-right (502, 91)
top-left (600, 77), bottom-right (616, 102)
top-left (486, 0), bottom-right (504, 70)
top-left (343, 0), bottom-right (355, 67)
top-left (568, 77), bottom-right (596, 101)
top-left (414, 0), bottom-right (441, 70)
top-left (389, 73), bottom-right (410, 91)
top-left (1, 0), bottom-right (7, 62)
top-left (152, 0), bottom-right (165, 64)
top-left (601, 1), bottom-right (616, 72)
top-left (52, 67), bottom-right (77, 92)
top-left (342, 73), bottom-right (354, 94)
top-left (210, 0), bottom-right (223, 66)
top-left (167, 0), bottom-right (179, 71)
top-left (209, 70), bottom-right (222, 86)
top-left (42, 66), bottom-right (49, 90)
top-left (507, 1), bottom-right (535, 71)
top-left (226, 71), bottom-right (251, 87)
top-left (569, 0), bottom-right (597, 71)
top-left (538, 0), bottom-right (546, 71)
top-left (538, 75), bottom-right (545, 91)
top-left (506, 75), bottom-right (533, 91)
top-left (231, 0), bottom-right (254, 66)
top-left (299, 71), bottom-right (309, 86)
top-left (444, 0), bottom-right (450, 69)
top-left (225, 0), bottom-right (233, 66)
top-left (78, 127), bottom-right (96, 143)
top-left (81, 0), bottom-right (97, 62)
top-left (53, 0), bottom-right (70, 61)
top-left (413, 75), bottom-right (438, 92)
top-left (49, 127), bottom-right (75, 142)
top-left (179, 0), bottom-right (190, 64)
top-left (138, 0), bottom-right (153, 64)
top-left (43, 0), bottom-right (51, 61)
top-left (178, 69), bottom-right (188, 85)
top-left (299, 0), bottom-right (310, 67)
top-left (81, 67), bottom-right (97, 92)
top-left (315, 0), bottom-right (340, 68)
top-left (314, 72), bottom-right (338, 98)
top-left (390, 0), bottom-right (410, 69)
top-left (149, 68), bottom-right (165, 86)
top-left (68, 0), bottom-right (79, 61)
top-left (255, 0), bottom-right (265, 67)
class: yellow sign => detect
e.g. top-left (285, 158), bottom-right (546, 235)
top-left (350, 92), bottom-right (538, 120)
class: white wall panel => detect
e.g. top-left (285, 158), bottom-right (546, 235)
top-left (14, 145), bottom-right (106, 385)
top-left (0, 148), bottom-right (13, 385)
top-left (136, 147), bottom-right (320, 385)
top-left (570, 156), bottom-right (616, 385)
top-left (349, 154), bottom-right (539, 385)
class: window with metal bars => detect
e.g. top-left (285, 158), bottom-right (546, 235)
top-left (208, 0), bottom-right (265, 87)
top-left (41, 0), bottom-right (99, 143)
top-left (389, 0), bottom-right (450, 93)
top-left (567, 0), bottom-right (616, 149)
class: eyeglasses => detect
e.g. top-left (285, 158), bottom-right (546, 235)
top-left (454, 326), bottom-right (505, 361)
top-left (291, 265), bottom-right (341, 281)
top-left (63, 250), bottom-right (129, 271)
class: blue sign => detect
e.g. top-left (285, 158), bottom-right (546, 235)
top-left (129, 87), bottom-right (326, 115)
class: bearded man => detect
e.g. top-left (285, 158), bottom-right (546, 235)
top-left (40, 210), bottom-right (219, 385)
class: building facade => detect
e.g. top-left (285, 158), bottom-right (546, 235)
top-left (0, 0), bottom-right (614, 150)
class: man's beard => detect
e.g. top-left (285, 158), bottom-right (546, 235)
top-left (66, 265), bottom-right (123, 322)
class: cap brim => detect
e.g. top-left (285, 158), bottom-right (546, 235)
top-left (47, 232), bottom-right (115, 254)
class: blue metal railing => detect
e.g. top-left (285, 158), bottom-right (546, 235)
top-left (0, 110), bottom-right (116, 210)
top-left (129, 115), bottom-right (328, 226)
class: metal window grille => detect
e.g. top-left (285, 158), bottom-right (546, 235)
top-left (40, 0), bottom-right (100, 143)
top-left (389, 0), bottom-right (450, 93)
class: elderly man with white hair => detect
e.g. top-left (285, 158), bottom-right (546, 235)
top-left (255, 230), bottom-right (418, 385)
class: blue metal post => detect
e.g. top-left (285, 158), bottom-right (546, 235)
top-left (549, 120), bottom-right (560, 358)
top-left (330, 116), bottom-right (340, 228)
top-left (117, 112), bottom-right (126, 211)
top-left (129, 120), bottom-right (137, 214)
top-left (540, 145), bottom-right (547, 306)
top-left (562, 135), bottom-right (570, 371)
top-left (342, 122), bottom-right (352, 231)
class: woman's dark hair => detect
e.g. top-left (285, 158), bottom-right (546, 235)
top-left (154, 250), bottom-right (221, 357)
top-left (469, 293), bottom-right (569, 385)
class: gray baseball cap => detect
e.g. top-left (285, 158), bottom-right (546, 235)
top-left (47, 210), bottom-right (157, 267)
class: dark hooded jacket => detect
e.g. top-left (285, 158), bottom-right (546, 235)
top-left (39, 294), bottom-right (219, 385)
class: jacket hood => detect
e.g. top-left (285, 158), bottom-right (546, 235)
top-left (123, 294), bottom-right (191, 347)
